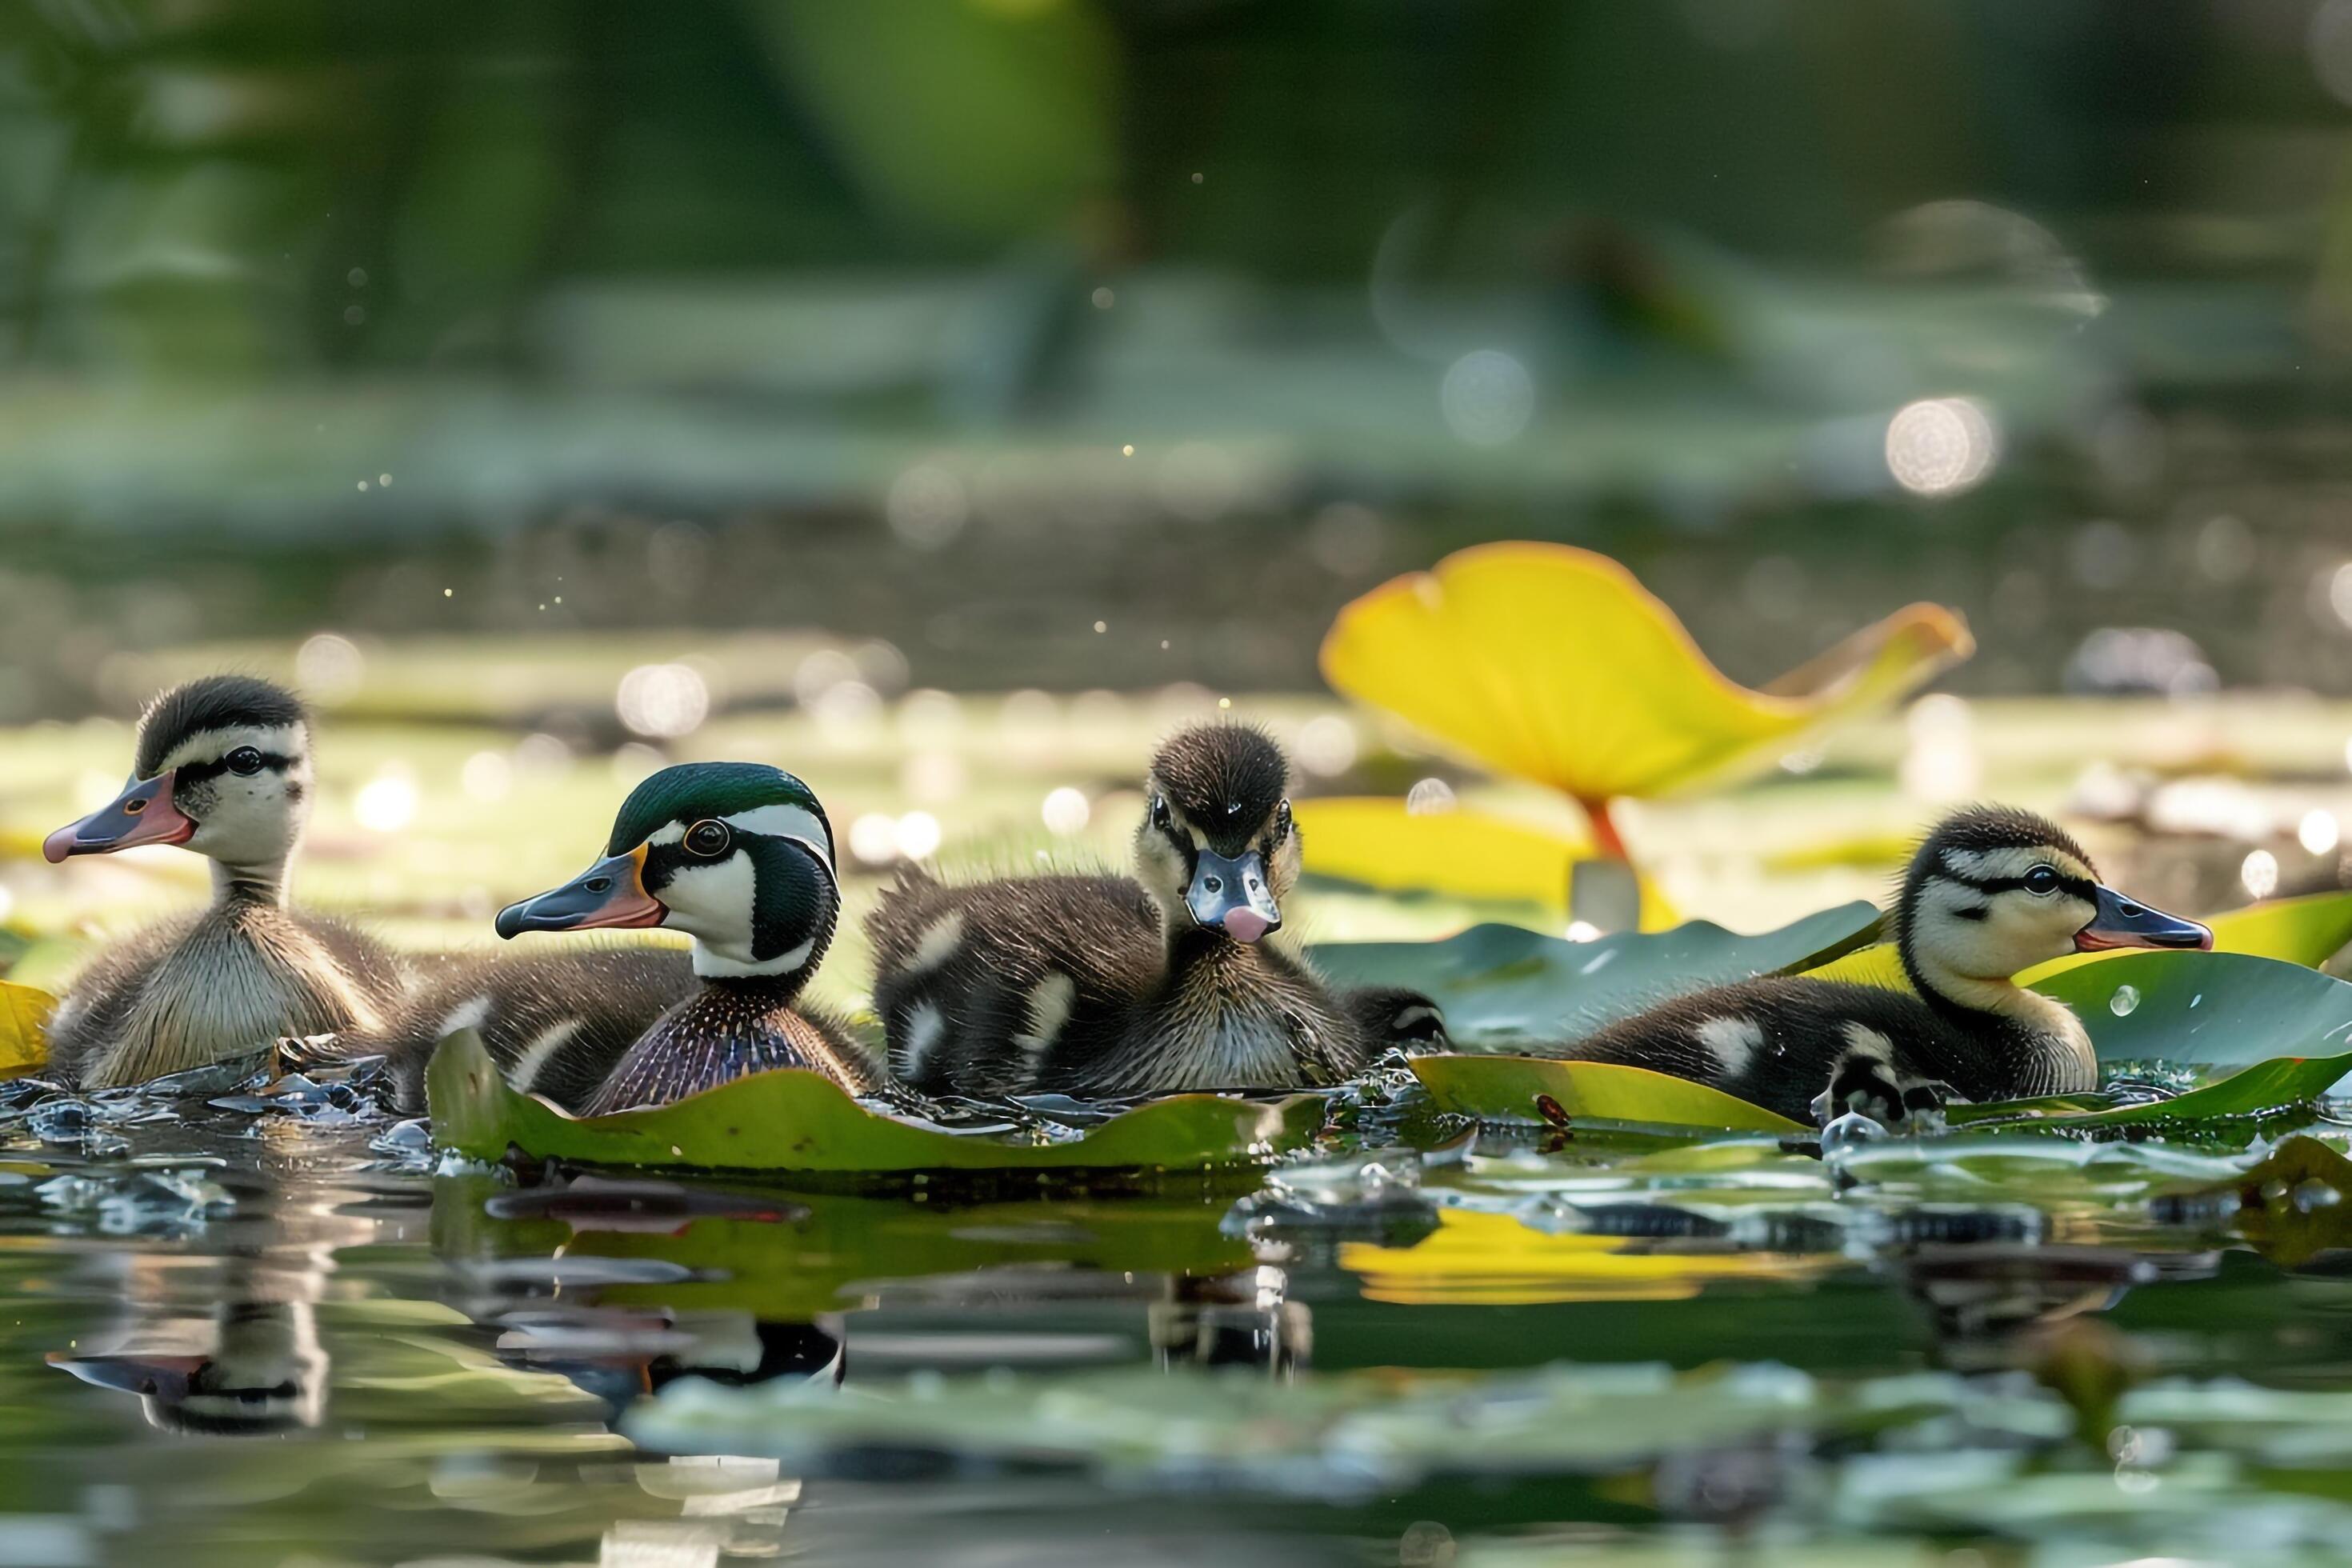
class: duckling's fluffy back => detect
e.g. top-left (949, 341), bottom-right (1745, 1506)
top-left (370, 945), bottom-right (698, 1114)
top-left (866, 864), bottom-right (1162, 1095)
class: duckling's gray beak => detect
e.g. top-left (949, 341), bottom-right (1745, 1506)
top-left (496, 844), bottom-right (665, 938)
top-left (42, 771), bottom-right (194, 862)
top-left (2076, 884), bottom-right (2213, 953)
top-left (1185, 848), bottom-right (1282, 943)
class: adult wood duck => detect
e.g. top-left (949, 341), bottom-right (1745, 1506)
top-left (493, 762), bottom-right (879, 1113)
top-left (42, 676), bottom-right (406, 1088)
top-left (1544, 806), bottom-right (2212, 1124)
top-left (868, 723), bottom-right (1437, 1098)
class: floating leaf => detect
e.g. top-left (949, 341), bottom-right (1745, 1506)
top-left (1806, 889), bottom-right (2352, 994)
top-left (1310, 902), bottom-right (1881, 1049)
top-left (2037, 950), bottom-right (2352, 1074)
top-left (0, 980), bottom-right (54, 1078)
top-left (1410, 1055), bottom-right (1805, 1136)
top-left (1338, 1209), bottom-right (1833, 1305)
top-left (1295, 798), bottom-right (1677, 926)
top-left (425, 1030), bottom-right (1325, 1176)
top-left (1319, 542), bottom-right (1971, 801)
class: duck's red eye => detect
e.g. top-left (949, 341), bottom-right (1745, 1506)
top-left (685, 820), bottom-right (731, 857)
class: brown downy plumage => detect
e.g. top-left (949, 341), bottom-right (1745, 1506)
top-left (42, 676), bottom-right (407, 1088)
top-left (869, 723), bottom-right (1439, 1098)
top-left (1544, 806), bottom-right (2213, 1125)
top-left (492, 762), bottom-right (878, 1114)
top-left (370, 946), bottom-right (697, 1114)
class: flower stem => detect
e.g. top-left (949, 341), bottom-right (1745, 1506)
top-left (1579, 797), bottom-right (1630, 862)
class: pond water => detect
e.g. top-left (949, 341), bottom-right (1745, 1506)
top-left (8, 1066), bottom-right (2352, 1566)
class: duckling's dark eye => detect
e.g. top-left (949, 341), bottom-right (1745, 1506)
top-left (1149, 795), bottom-right (1171, 830)
top-left (225, 746), bottom-right (264, 776)
top-left (1274, 800), bottom-right (1293, 838)
top-left (2023, 864), bottom-right (2061, 896)
top-left (684, 819), bottom-right (731, 858)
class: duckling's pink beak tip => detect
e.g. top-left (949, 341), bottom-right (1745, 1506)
top-left (1222, 909), bottom-right (1272, 944)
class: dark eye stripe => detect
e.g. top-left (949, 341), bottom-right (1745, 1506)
top-left (174, 751), bottom-right (295, 786)
top-left (1951, 871), bottom-right (2094, 898)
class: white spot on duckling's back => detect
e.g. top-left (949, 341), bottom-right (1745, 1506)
top-left (1842, 1022), bottom-right (1894, 1062)
top-left (1695, 1016), bottom-right (1763, 1077)
top-left (508, 1018), bottom-right (582, 1094)
top-left (908, 913), bottom-right (966, 975)
top-left (437, 994), bottom-right (491, 1040)
top-left (893, 999), bottom-right (946, 1078)
top-left (1014, 973), bottom-right (1076, 1061)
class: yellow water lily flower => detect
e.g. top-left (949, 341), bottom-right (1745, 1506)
top-left (1321, 542), bottom-right (1973, 810)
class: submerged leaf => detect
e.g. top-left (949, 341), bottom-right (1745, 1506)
top-left (441, 1179), bottom-right (1255, 1318)
top-left (1340, 1210), bottom-right (1833, 1305)
top-left (1295, 798), bottom-right (1677, 925)
top-left (425, 1030), bottom-right (1325, 1176)
top-left (0, 981), bottom-right (54, 1078)
top-left (2154, 1136), bottom-right (2352, 1267)
top-left (1319, 542), bottom-right (1971, 800)
top-left (1310, 902), bottom-right (1881, 1049)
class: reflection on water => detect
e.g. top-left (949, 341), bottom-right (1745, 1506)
top-left (5, 1097), bottom-right (2352, 1562)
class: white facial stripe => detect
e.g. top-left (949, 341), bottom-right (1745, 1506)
top-left (1940, 846), bottom-right (2091, 884)
top-left (724, 803), bottom-right (837, 865)
top-left (157, 723), bottom-right (306, 775)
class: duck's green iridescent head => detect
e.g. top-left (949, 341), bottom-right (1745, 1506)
top-left (497, 762), bottom-right (838, 981)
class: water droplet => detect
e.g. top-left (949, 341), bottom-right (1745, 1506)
top-left (2110, 984), bottom-right (2142, 1017)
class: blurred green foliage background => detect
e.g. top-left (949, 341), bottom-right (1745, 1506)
top-left (4, 0), bottom-right (2352, 715)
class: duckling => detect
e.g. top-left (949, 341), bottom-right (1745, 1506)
top-left (41, 676), bottom-right (407, 1089)
top-left (1541, 806), bottom-right (2212, 1124)
top-left (373, 945), bottom-right (697, 1116)
top-left (494, 762), bottom-right (878, 1113)
top-left (869, 723), bottom-right (1418, 1098)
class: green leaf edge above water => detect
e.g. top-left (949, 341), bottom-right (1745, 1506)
top-left (1412, 1055), bottom-right (1807, 1134)
top-left (425, 1030), bottom-right (1326, 1174)
top-left (1310, 900), bottom-right (1883, 1048)
top-left (1408, 950), bottom-right (2352, 1135)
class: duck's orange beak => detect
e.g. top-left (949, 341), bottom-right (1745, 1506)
top-left (43, 772), bottom-right (195, 862)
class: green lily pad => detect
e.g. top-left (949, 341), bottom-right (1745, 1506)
top-left (424, 1030), bottom-right (1326, 1176)
top-left (2036, 950), bottom-right (2352, 1073)
top-left (1310, 902), bottom-right (1881, 1050)
top-left (1411, 1055), bottom-right (1806, 1135)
